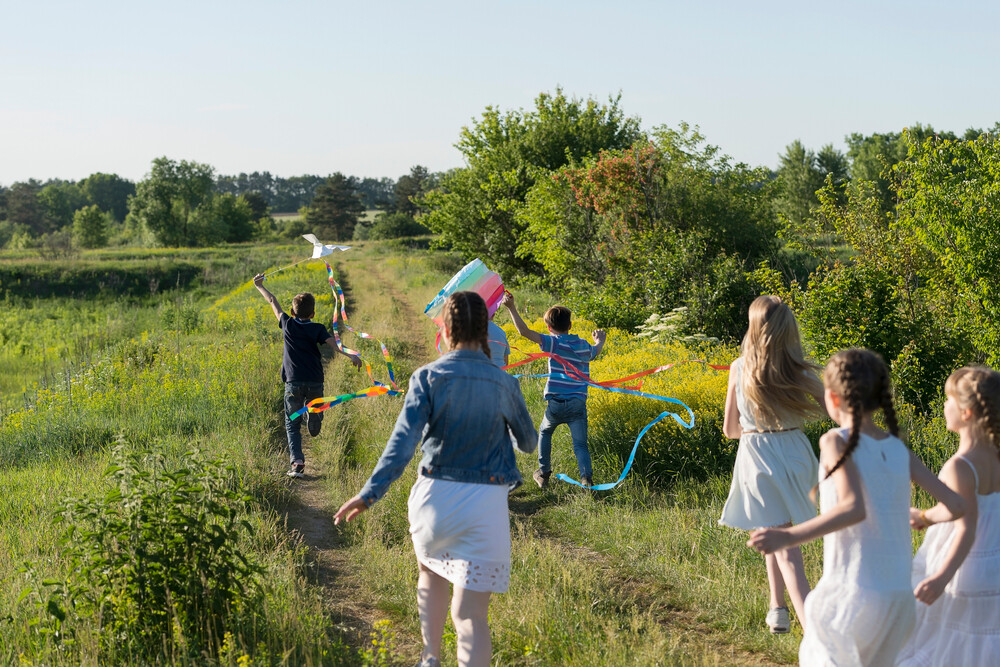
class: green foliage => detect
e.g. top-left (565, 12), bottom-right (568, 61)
top-left (305, 172), bottom-right (364, 241)
top-left (26, 447), bottom-right (266, 662)
top-left (368, 211), bottom-right (430, 240)
top-left (392, 165), bottom-right (435, 217)
top-left (80, 172), bottom-right (136, 222)
top-left (128, 157), bottom-right (216, 246)
top-left (894, 131), bottom-right (1000, 364)
top-left (38, 181), bottom-right (88, 230)
top-left (521, 125), bottom-right (778, 339)
top-left (421, 88), bottom-right (642, 276)
top-left (72, 204), bottom-right (109, 249)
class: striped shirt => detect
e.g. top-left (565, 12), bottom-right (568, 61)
top-left (540, 333), bottom-right (597, 400)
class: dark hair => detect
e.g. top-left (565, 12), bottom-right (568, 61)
top-left (291, 293), bottom-right (316, 319)
top-left (443, 291), bottom-right (490, 359)
top-left (544, 305), bottom-right (572, 333)
top-left (822, 348), bottom-right (899, 482)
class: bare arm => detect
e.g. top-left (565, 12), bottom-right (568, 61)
top-left (722, 369), bottom-right (742, 439)
top-left (910, 452), bottom-right (966, 523)
top-left (910, 458), bottom-right (977, 605)
top-left (253, 273), bottom-right (284, 321)
top-left (748, 431), bottom-right (865, 553)
top-left (500, 292), bottom-right (543, 346)
top-left (590, 329), bottom-right (607, 359)
top-left (324, 337), bottom-right (363, 368)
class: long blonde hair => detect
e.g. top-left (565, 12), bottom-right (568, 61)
top-left (741, 295), bottom-right (823, 428)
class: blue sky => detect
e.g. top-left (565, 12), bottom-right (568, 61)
top-left (2, 0), bottom-right (998, 184)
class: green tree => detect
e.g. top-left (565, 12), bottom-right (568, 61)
top-left (72, 204), bottom-right (109, 248)
top-left (774, 140), bottom-right (823, 228)
top-left (305, 173), bottom-right (364, 241)
top-left (5, 180), bottom-right (47, 235)
top-left (421, 88), bottom-right (642, 276)
top-left (128, 158), bottom-right (215, 246)
top-left (38, 181), bottom-right (88, 229)
top-left (80, 172), bottom-right (135, 221)
top-left (393, 165), bottom-right (434, 216)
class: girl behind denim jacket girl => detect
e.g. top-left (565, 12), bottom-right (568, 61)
top-left (335, 291), bottom-right (537, 667)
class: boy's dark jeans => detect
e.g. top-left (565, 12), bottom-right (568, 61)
top-left (284, 381), bottom-right (324, 464)
top-left (537, 396), bottom-right (591, 478)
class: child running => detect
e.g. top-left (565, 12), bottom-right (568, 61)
top-left (500, 292), bottom-right (605, 488)
top-left (334, 291), bottom-right (537, 667)
top-left (719, 295), bottom-right (825, 634)
top-left (749, 349), bottom-right (966, 667)
top-left (253, 273), bottom-right (361, 477)
top-left (897, 367), bottom-right (1000, 666)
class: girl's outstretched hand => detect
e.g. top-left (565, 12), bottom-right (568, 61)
top-left (914, 575), bottom-right (947, 605)
top-left (334, 495), bottom-right (368, 525)
top-left (909, 507), bottom-right (929, 530)
top-left (747, 527), bottom-right (792, 554)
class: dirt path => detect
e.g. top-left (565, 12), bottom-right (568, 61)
top-left (279, 259), bottom-right (433, 658)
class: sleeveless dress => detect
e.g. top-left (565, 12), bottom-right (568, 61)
top-left (897, 455), bottom-right (1000, 666)
top-left (719, 357), bottom-right (819, 529)
top-left (800, 430), bottom-right (916, 667)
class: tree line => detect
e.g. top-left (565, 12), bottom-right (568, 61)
top-left (418, 88), bottom-right (1000, 409)
top-left (0, 164), bottom-right (438, 251)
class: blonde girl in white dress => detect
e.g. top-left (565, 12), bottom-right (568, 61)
top-left (749, 349), bottom-right (966, 667)
top-left (898, 367), bottom-right (1000, 666)
top-left (720, 295), bottom-right (825, 633)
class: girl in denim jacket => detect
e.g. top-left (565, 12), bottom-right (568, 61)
top-left (336, 291), bottom-right (537, 667)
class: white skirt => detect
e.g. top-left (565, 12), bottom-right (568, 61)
top-left (407, 475), bottom-right (511, 593)
top-left (719, 429), bottom-right (819, 530)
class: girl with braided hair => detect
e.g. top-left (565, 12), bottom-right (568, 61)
top-left (749, 349), bottom-right (965, 667)
top-left (335, 291), bottom-right (537, 667)
top-left (719, 295), bottom-right (826, 634)
top-left (898, 366), bottom-right (1000, 666)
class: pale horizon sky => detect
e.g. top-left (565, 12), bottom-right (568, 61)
top-left (3, 0), bottom-right (999, 185)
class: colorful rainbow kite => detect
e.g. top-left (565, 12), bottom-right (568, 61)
top-left (424, 259), bottom-right (505, 324)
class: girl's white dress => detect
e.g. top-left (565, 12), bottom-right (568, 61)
top-left (719, 357), bottom-right (819, 529)
top-left (408, 475), bottom-right (511, 593)
top-left (800, 430), bottom-right (916, 667)
top-left (897, 455), bottom-right (1000, 666)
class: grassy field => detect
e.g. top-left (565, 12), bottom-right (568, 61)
top-left (0, 241), bottom-right (959, 665)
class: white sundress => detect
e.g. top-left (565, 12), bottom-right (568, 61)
top-left (719, 357), bottom-right (819, 530)
top-left (407, 474), bottom-right (511, 593)
top-left (800, 431), bottom-right (916, 667)
top-left (897, 455), bottom-right (1000, 666)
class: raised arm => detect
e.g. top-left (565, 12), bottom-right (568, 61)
top-left (590, 329), bottom-right (607, 359)
top-left (748, 431), bottom-right (865, 554)
top-left (253, 273), bottom-right (284, 321)
top-left (909, 457), bottom-right (977, 605)
top-left (500, 292), bottom-right (543, 346)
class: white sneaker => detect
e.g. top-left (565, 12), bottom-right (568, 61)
top-left (766, 606), bottom-right (790, 634)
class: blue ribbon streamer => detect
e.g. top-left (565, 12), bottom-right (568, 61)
top-left (510, 370), bottom-right (697, 491)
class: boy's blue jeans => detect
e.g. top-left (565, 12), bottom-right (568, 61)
top-left (537, 396), bottom-right (592, 478)
top-left (284, 381), bottom-right (324, 464)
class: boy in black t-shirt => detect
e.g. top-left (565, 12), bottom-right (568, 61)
top-left (254, 273), bottom-right (362, 477)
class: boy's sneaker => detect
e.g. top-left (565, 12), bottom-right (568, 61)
top-left (287, 461), bottom-right (305, 478)
top-left (306, 411), bottom-right (322, 437)
top-left (415, 657), bottom-right (440, 667)
top-left (581, 475), bottom-right (594, 488)
top-left (532, 469), bottom-right (551, 489)
top-left (766, 606), bottom-right (790, 634)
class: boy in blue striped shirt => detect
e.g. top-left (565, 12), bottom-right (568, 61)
top-left (501, 292), bottom-right (606, 488)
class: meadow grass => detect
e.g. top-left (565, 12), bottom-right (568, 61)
top-left (0, 241), bottom-right (964, 665)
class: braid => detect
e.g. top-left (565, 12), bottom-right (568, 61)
top-left (442, 291), bottom-right (489, 356)
top-left (970, 369), bottom-right (1000, 455)
top-left (822, 348), bottom-right (896, 481)
top-left (879, 362), bottom-right (899, 437)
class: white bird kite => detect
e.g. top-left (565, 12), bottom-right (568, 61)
top-left (303, 234), bottom-right (351, 258)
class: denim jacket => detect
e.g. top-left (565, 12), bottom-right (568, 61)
top-left (359, 349), bottom-right (537, 505)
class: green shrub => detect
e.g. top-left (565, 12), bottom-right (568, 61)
top-left (27, 447), bottom-right (266, 662)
